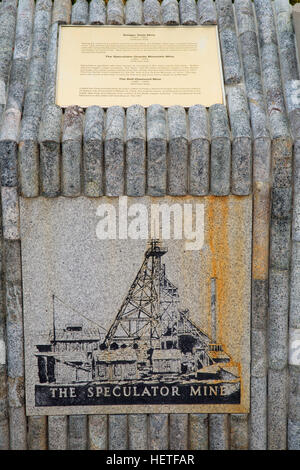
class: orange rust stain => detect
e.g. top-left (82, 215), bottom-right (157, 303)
top-left (207, 196), bottom-right (229, 347)
top-left (230, 198), bottom-right (248, 383)
top-left (206, 195), bottom-right (251, 409)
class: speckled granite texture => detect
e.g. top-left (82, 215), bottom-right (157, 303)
top-left (0, 0), bottom-right (299, 450)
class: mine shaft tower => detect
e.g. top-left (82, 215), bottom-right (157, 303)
top-left (103, 240), bottom-right (177, 349)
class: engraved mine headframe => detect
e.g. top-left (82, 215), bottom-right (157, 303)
top-left (36, 240), bottom-right (240, 389)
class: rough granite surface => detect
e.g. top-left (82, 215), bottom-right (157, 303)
top-left (0, 0), bottom-right (298, 451)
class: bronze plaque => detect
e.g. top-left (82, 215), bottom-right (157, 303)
top-left (56, 26), bottom-right (224, 108)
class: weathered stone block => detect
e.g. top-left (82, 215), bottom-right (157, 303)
top-left (43, 23), bottom-right (58, 106)
top-left (209, 414), bottom-right (229, 450)
top-left (226, 85), bottom-right (251, 138)
top-left (268, 310), bottom-right (289, 371)
top-left (252, 183), bottom-right (271, 281)
top-left (198, 0), bottom-right (216, 25)
top-left (189, 139), bottom-right (209, 196)
top-left (9, 406), bottom-right (27, 450)
top-left (161, 0), bottom-right (179, 25)
top-left (71, 0), bottom-right (89, 25)
top-left (231, 137), bottom-right (252, 195)
top-left (149, 414), bottom-right (168, 450)
top-left (89, 0), bottom-right (106, 25)
top-left (40, 142), bottom-right (61, 197)
top-left (286, 80), bottom-right (300, 114)
top-left (69, 415), bottom-right (88, 450)
top-left (147, 104), bottom-right (167, 196)
top-left (18, 140), bottom-right (39, 198)
top-left (294, 141), bottom-right (300, 194)
top-left (20, 111), bottom-right (41, 142)
top-left (107, 0), bottom-right (124, 25)
top-left (128, 415), bottom-right (147, 450)
top-left (270, 218), bottom-right (291, 270)
top-left (250, 375), bottom-right (267, 450)
top-left (269, 269), bottom-right (289, 367)
top-left (48, 416), bottom-right (68, 450)
top-left (189, 104), bottom-right (209, 140)
top-left (209, 103), bottom-right (230, 139)
top-left (276, 4), bottom-right (299, 83)
top-left (0, 108), bottom-right (21, 142)
top-left (289, 329), bottom-right (300, 367)
top-left (88, 415), bottom-right (107, 450)
top-left (7, 375), bottom-right (24, 408)
top-left (210, 138), bottom-right (231, 196)
top-left (289, 366), bottom-right (300, 422)
top-left (28, 416), bottom-right (47, 450)
top-left (215, 0), bottom-right (235, 31)
top-left (52, 0), bottom-right (72, 25)
top-left (62, 140), bottom-right (82, 197)
top-left (272, 138), bottom-right (293, 189)
top-left (269, 268), bottom-right (289, 313)
top-left (290, 242), bottom-right (300, 329)
top-left (125, 0), bottom-right (143, 24)
top-left (1, 188), bottom-right (19, 240)
top-left (83, 106), bottom-right (104, 197)
top-left (170, 414), bottom-right (188, 450)
top-left (288, 419), bottom-right (300, 450)
top-left (62, 106), bottom-right (83, 197)
top-left (83, 140), bottom-right (103, 198)
top-left (189, 414), bottom-right (208, 450)
top-left (168, 138), bottom-right (188, 196)
top-left (268, 367), bottom-right (288, 449)
top-left (4, 240), bottom-right (22, 284)
top-left (235, 0), bottom-right (256, 36)
top-left (104, 139), bottom-right (124, 196)
top-left (209, 104), bottom-right (231, 196)
top-left (13, 0), bottom-right (35, 61)
top-left (23, 89), bottom-right (43, 118)
top-left (147, 104), bottom-right (167, 141)
top-left (293, 193), bottom-right (300, 242)
top-left (126, 139), bottom-right (146, 197)
top-left (6, 320), bottom-right (24, 380)
top-left (26, 58), bottom-right (46, 92)
top-left (219, 29), bottom-right (242, 84)
top-left (0, 141), bottom-right (18, 187)
top-left (254, 0), bottom-right (278, 47)
top-left (126, 106), bottom-right (146, 193)
top-left (230, 414), bottom-right (249, 450)
top-left (0, 418), bottom-right (9, 450)
top-left (272, 187), bottom-right (292, 219)
top-left (179, 0), bottom-right (198, 25)
top-left (0, 79), bottom-right (6, 107)
top-left (252, 279), bottom-right (268, 330)
top-left (147, 139), bottom-right (167, 196)
top-left (251, 329), bottom-right (267, 378)
top-left (63, 106), bottom-right (84, 143)
top-left (109, 415), bottom-right (128, 450)
top-left (144, 0), bottom-right (161, 25)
